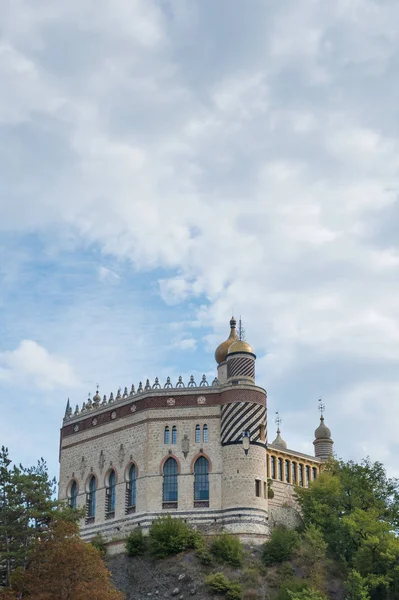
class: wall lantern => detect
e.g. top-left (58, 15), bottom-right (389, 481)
top-left (242, 430), bottom-right (251, 455)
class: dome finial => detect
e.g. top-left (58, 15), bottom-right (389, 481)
top-left (314, 399), bottom-right (333, 459)
top-left (215, 316), bottom-right (238, 364)
top-left (272, 411), bottom-right (287, 449)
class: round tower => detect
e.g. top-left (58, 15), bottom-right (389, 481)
top-left (216, 319), bottom-right (268, 539)
top-left (313, 405), bottom-right (333, 460)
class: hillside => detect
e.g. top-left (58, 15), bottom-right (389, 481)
top-left (108, 545), bottom-right (345, 600)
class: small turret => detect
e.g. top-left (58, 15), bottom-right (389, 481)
top-left (271, 412), bottom-right (287, 449)
top-left (313, 401), bottom-right (333, 460)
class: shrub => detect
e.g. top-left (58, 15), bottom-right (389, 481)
top-left (90, 533), bottom-right (106, 557)
top-left (294, 526), bottom-right (327, 589)
top-left (206, 573), bottom-right (242, 600)
top-left (241, 567), bottom-right (260, 587)
top-left (262, 526), bottom-right (300, 566)
top-left (126, 528), bottom-right (147, 557)
top-left (243, 590), bottom-right (262, 600)
top-left (288, 589), bottom-right (327, 600)
top-left (211, 532), bottom-right (244, 567)
top-left (275, 581), bottom-right (310, 600)
top-left (149, 515), bottom-right (200, 558)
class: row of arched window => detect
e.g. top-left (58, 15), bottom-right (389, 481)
top-left (269, 456), bottom-right (318, 486)
top-left (164, 424), bottom-right (208, 445)
top-left (69, 456), bottom-right (210, 523)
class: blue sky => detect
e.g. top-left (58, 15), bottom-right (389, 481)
top-left (1, 0), bottom-right (399, 481)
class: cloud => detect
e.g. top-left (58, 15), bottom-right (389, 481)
top-left (0, 340), bottom-right (80, 391)
top-left (1, 0), bottom-right (399, 477)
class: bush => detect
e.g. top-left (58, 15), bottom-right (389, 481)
top-left (126, 528), bottom-right (147, 557)
top-left (288, 589), bottom-right (327, 600)
top-left (211, 532), bottom-right (244, 567)
top-left (149, 515), bottom-right (200, 558)
top-left (206, 573), bottom-right (242, 600)
top-left (294, 526), bottom-right (327, 589)
top-left (90, 533), bottom-right (106, 557)
top-left (241, 567), bottom-right (260, 587)
top-left (262, 526), bottom-right (300, 566)
top-left (275, 581), bottom-right (310, 600)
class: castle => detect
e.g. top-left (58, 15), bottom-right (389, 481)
top-left (59, 317), bottom-right (333, 544)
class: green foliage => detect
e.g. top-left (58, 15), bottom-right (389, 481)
top-left (126, 528), bottom-right (147, 557)
top-left (294, 526), bottom-right (327, 589)
top-left (262, 526), bottom-right (300, 566)
top-left (288, 588), bottom-right (326, 600)
top-left (345, 570), bottom-right (370, 600)
top-left (275, 580), bottom-right (310, 600)
top-left (91, 533), bottom-right (107, 557)
top-left (295, 458), bottom-right (399, 563)
top-left (267, 479), bottom-right (275, 499)
top-left (0, 446), bottom-right (63, 588)
top-left (210, 532), bottom-right (244, 567)
top-left (240, 567), bottom-right (260, 587)
top-left (149, 515), bottom-right (200, 558)
top-left (205, 572), bottom-right (242, 600)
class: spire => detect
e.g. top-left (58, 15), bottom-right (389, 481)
top-left (271, 411), bottom-right (287, 449)
top-left (64, 398), bottom-right (71, 419)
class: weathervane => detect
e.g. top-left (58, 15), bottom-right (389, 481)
top-left (275, 411), bottom-right (282, 430)
top-left (318, 399), bottom-right (325, 417)
top-left (238, 316), bottom-right (246, 341)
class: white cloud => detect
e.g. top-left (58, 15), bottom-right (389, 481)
top-left (1, 0), bottom-right (399, 474)
top-left (0, 340), bottom-right (80, 391)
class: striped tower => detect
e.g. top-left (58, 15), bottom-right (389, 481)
top-left (217, 334), bottom-right (268, 537)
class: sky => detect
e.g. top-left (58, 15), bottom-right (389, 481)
top-left (1, 0), bottom-right (399, 482)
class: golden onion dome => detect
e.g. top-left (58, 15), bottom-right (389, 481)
top-left (227, 340), bottom-right (254, 356)
top-left (215, 317), bottom-right (238, 364)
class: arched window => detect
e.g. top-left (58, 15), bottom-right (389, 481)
top-left (203, 424), bottom-right (208, 443)
top-left (292, 462), bottom-right (297, 484)
top-left (86, 476), bottom-right (96, 522)
top-left (299, 464), bottom-right (304, 486)
top-left (278, 458), bottom-right (283, 481)
top-left (195, 425), bottom-right (201, 443)
top-left (164, 426), bottom-right (170, 445)
top-left (194, 456), bottom-right (209, 506)
top-left (312, 467), bottom-right (317, 480)
top-left (68, 480), bottom-right (77, 509)
top-left (271, 456), bottom-right (276, 479)
top-left (285, 460), bottom-right (290, 483)
top-left (172, 425), bottom-right (177, 445)
top-left (306, 466), bottom-right (311, 486)
top-left (126, 464), bottom-right (137, 514)
top-left (163, 457), bottom-right (178, 507)
top-left (106, 469), bottom-right (116, 519)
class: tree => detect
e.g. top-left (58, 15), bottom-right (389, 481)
top-left (0, 447), bottom-right (78, 588)
top-left (17, 520), bottom-right (124, 600)
top-left (295, 458), bottom-right (399, 563)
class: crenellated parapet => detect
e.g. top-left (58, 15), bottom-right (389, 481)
top-left (63, 374), bottom-right (221, 421)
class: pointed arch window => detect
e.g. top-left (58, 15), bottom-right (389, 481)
top-left (172, 425), bottom-right (177, 445)
top-left (126, 464), bottom-right (137, 514)
top-left (195, 425), bottom-right (201, 443)
top-left (86, 476), bottom-right (96, 523)
top-left (162, 457), bottom-right (178, 508)
top-left (69, 480), bottom-right (78, 509)
top-left (106, 469), bottom-right (116, 519)
top-left (164, 426), bottom-right (170, 445)
top-left (194, 456), bottom-right (209, 507)
top-left (203, 424), bottom-right (208, 443)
